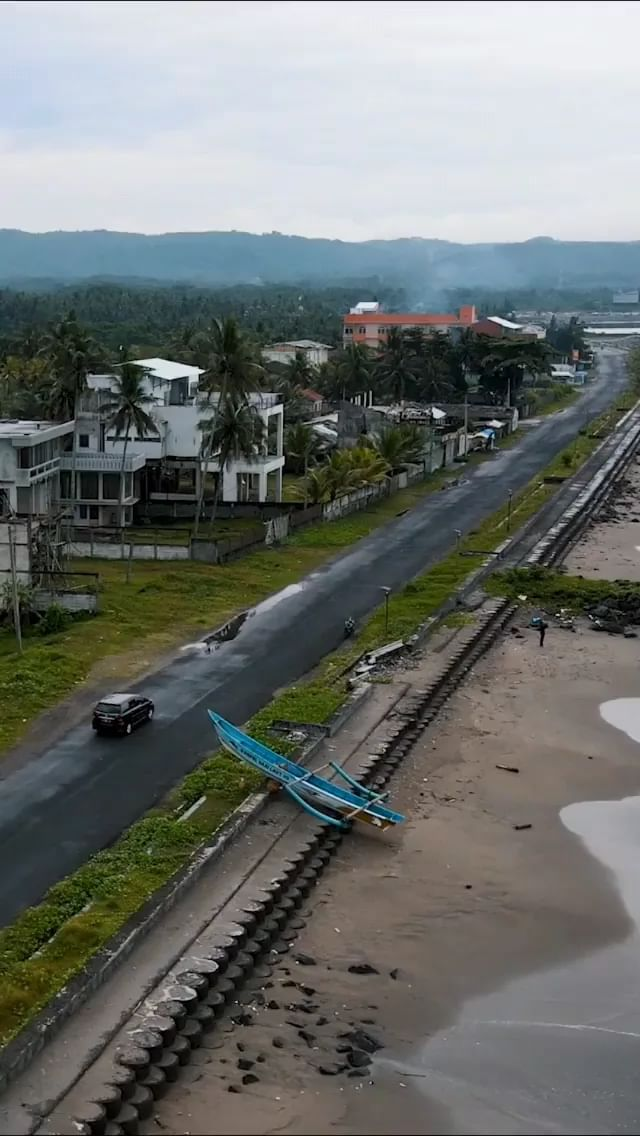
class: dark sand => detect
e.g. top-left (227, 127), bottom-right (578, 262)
top-left (143, 618), bottom-right (640, 1135)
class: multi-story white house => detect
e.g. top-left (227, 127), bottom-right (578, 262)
top-left (0, 418), bottom-right (75, 517)
top-left (65, 358), bottom-right (284, 526)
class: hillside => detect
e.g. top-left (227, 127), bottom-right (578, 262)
top-left (0, 229), bottom-right (640, 289)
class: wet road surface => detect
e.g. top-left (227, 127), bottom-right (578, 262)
top-left (0, 351), bottom-right (628, 925)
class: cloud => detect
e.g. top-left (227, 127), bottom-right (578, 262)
top-left (0, 0), bottom-right (639, 240)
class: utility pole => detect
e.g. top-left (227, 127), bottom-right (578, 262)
top-left (8, 523), bottom-right (22, 653)
top-left (507, 488), bottom-right (513, 533)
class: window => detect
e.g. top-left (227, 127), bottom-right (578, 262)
top-left (359, 326), bottom-right (366, 334)
top-left (344, 326), bottom-right (353, 336)
top-left (102, 473), bottom-right (120, 500)
top-left (77, 505), bottom-right (88, 520)
top-left (89, 506), bottom-right (99, 521)
top-left (79, 472), bottom-right (99, 499)
top-left (79, 434), bottom-right (89, 448)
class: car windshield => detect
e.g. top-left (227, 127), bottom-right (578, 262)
top-left (96, 702), bottom-right (122, 716)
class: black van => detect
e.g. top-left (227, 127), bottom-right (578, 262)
top-left (92, 692), bottom-right (154, 736)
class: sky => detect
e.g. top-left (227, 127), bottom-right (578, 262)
top-left (1, 0), bottom-right (639, 243)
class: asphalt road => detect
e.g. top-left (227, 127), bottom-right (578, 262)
top-left (0, 348), bottom-right (629, 925)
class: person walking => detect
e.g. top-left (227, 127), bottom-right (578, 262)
top-left (538, 620), bottom-right (548, 648)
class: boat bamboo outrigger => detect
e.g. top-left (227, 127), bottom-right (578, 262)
top-left (208, 711), bottom-right (405, 831)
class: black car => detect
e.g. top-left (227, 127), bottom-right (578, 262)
top-left (92, 692), bottom-right (154, 736)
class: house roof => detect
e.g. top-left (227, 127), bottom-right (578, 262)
top-left (300, 388), bottom-right (324, 401)
top-left (486, 316), bottom-right (523, 330)
top-left (344, 312), bottom-right (461, 327)
top-left (129, 357), bottom-right (205, 382)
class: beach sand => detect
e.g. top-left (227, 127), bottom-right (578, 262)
top-left (144, 609), bottom-right (640, 1135)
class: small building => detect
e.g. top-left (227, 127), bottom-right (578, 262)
top-left (343, 305), bottom-right (477, 348)
top-left (263, 340), bottom-right (333, 368)
top-left (300, 388), bottom-right (328, 416)
top-left (472, 316), bottom-right (546, 340)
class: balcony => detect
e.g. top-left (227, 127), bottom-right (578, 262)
top-left (60, 451), bottom-right (147, 473)
top-left (14, 457), bottom-right (60, 486)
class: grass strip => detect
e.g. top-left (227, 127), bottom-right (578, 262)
top-left (0, 455), bottom-right (487, 756)
top-left (0, 392), bottom-right (633, 1047)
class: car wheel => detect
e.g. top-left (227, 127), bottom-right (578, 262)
top-left (147, 707), bottom-right (154, 721)
top-left (125, 722), bottom-right (133, 735)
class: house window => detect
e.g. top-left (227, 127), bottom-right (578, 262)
top-left (344, 326), bottom-right (353, 335)
top-left (359, 327), bottom-right (366, 334)
top-left (78, 434), bottom-right (89, 448)
top-left (102, 472), bottom-right (120, 500)
top-left (77, 505), bottom-right (88, 520)
top-left (89, 505), bottom-right (99, 521)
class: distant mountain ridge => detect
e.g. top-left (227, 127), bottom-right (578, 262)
top-left (1, 229), bottom-right (639, 290)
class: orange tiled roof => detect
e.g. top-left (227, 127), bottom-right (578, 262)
top-left (344, 312), bottom-right (460, 326)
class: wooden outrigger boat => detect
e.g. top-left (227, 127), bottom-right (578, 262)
top-left (208, 711), bottom-right (405, 831)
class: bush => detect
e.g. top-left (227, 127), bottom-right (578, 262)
top-left (38, 604), bottom-right (72, 636)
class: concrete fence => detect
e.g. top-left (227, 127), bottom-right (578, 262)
top-left (33, 589), bottom-right (99, 614)
top-left (68, 463), bottom-right (428, 565)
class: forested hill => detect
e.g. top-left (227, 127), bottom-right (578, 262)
top-left (1, 229), bottom-right (640, 288)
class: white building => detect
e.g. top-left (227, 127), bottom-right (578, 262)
top-left (263, 340), bottom-right (333, 368)
top-left (0, 419), bottom-right (75, 517)
top-left (66, 358), bottom-right (284, 525)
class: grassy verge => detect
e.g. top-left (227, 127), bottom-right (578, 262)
top-left (0, 464), bottom-right (481, 756)
top-left (0, 392), bottom-right (634, 1047)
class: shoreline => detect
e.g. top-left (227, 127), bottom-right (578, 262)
top-left (138, 615), bottom-right (640, 1135)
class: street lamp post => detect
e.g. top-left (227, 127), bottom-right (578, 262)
top-left (381, 586), bottom-right (391, 634)
top-left (507, 488), bottom-right (513, 532)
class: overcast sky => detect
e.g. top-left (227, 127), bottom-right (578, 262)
top-left (1, 0), bottom-right (639, 242)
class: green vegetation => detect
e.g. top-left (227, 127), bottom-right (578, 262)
top-left (0, 389), bottom-right (634, 1048)
top-left (490, 566), bottom-right (640, 613)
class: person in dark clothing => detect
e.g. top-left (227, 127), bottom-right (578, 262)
top-left (538, 620), bottom-right (548, 647)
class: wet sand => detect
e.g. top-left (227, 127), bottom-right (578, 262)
top-left (144, 616), bottom-right (640, 1136)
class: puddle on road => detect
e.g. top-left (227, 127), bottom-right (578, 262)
top-left (251, 582), bottom-right (305, 616)
top-left (376, 703), bottom-right (640, 1134)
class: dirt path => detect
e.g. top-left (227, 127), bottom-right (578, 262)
top-left (141, 612), bottom-right (640, 1135)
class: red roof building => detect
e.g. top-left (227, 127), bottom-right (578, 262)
top-left (343, 305), bottom-right (477, 349)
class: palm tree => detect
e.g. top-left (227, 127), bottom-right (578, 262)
top-left (283, 350), bottom-right (314, 390)
top-left (292, 465), bottom-right (332, 505)
top-left (101, 358), bottom-right (158, 527)
top-left (347, 445), bottom-right (390, 488)
top-left (333, 343), bottom-right (372, 400)
top-left (40, 310), bottom-right (103, 420)
top-left (198, 394), bottom-right (265, 525)
top-left (284, 421), bottom-right (323, 477)
top-left (479, 338), bottom-right (551, 405)
top-left (198, 316), bottom-right (264, 402)
top-left (193, 317), bottom-right (264, 533)
top-left (370, 423), bottom-right (426, 472)
top-left (375, 329), bottom-right (417, 405)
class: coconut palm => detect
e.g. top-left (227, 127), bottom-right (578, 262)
top-left (40, 310), bottom-right (103, 420)
top-left (479, 338), bottom-right (551, 405)
top-left (325, 343), bottom-right (372, 401)
top-left (292, 465), bottom-right (333, 505)
top-left (194, 317), bottom-right (264, 533)
top-left (198, 394), bottom-right (265, 526)
top-left (375, 329), bottom-right (417, 405)
top-left (101, 357), bottom-right (158, 527)
top-left (370, 423), bottom-right (426, 472)
top-left (198, 316), bottom-right (264, 402)
top-left (284, 421), bottom-right (324, 477)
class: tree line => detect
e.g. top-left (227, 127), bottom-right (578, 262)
top-left (0, 303), bottom-right (564, 527)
